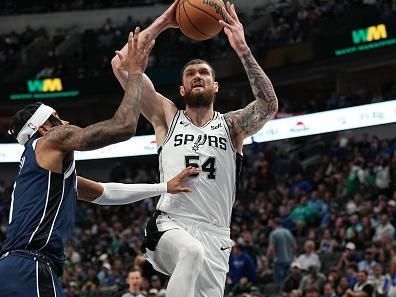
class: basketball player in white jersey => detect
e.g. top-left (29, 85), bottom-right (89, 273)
top-left (111, 1), bottom-right (278, 296)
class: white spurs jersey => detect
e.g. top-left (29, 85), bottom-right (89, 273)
top-left (157, 110), bottom-right (243, 228)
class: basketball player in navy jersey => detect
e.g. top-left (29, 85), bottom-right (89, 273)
top-left (112, 1), bottom-right (278, 296)
top-left (0, 28), bottom-right (199, 297)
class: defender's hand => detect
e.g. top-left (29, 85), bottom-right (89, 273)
top-left (167, 166), bottom-right (200, 194)
top-left (115, 27), bottom-right (155, 74)
top-left (219, 2), bottom-right (250, 56)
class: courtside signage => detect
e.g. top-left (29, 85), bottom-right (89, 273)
top-left (1, 100), bottom-right (395, 162)
top-left (10, 78), bottom-right (80, 100)
top-left (335, 23), bottom-right (396, 56)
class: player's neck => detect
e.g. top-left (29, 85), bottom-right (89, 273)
top-left (185, 106), bottom-right (215, 127)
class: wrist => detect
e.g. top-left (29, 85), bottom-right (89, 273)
top-left (153, 16), bottom-right (172, 33)
top-left (236, 45), bottom-right (251, 57)
top-left (128, 70), bottom-right (144, 76)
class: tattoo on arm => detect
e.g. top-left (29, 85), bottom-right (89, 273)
top-left (47, 74), bottom-right (144, 151)
top-left (226, 51), bottom-right (278, 137)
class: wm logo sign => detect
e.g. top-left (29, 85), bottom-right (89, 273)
top-left (27, 78), bottom-right (63, 92)
top-left (352, 24), bottom-right (387, 44)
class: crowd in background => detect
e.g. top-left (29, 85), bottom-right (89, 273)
top-left (1, 132), bottom-right (396, 297)
top-left (1, 0), bottom-right (396, 136)
top-left (0, 0), bottom-right (169, 15)
top-left (1, 1), bottom-right (396, 295)
top-left (1, 0), bottom-right (396, 80)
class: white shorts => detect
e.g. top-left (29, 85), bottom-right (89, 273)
top-left (143, 212), bottom-right (233, 297)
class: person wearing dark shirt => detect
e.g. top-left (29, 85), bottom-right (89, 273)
top-left (283, 261), bottom-right (303, 293)
top-left (229, 244), bottom-right (257, 285)
top-left (343, 271), bottom-right (374, 297)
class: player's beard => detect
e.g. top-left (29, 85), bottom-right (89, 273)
top-left (183, 87), bottom-right (216, 108)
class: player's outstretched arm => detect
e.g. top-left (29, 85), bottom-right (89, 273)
top-left (220, 2), bottom-right (278, 140)
top-left (111, 0), bottom-right (179, 89)
top-left (111, 1), bottom-right (179, 137)
top-left (77, 166), bottom-right (200, 203)
top-left (44, 28), bottom-right (154, 152)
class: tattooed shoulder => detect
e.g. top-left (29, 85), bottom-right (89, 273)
top-left (224, 110), bottom-right (242, 132)
top-left (45, 125), bottom-right (77, 142)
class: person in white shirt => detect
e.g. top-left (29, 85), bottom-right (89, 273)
top-left (374, 214), bottom-right (395, 242)
top-left (297, 240), bottom-right (321, 272)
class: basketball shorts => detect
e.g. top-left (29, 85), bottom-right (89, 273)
top-left (142, 211), bottom-right (233, 297)
top-left (0, 250), bottom-right (63, 297)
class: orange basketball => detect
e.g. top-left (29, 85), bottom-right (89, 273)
top-left (176, 0), bottom-right (226, 41)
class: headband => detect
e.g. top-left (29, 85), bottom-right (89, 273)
top-left (16, 104), bottom-right (55, 145)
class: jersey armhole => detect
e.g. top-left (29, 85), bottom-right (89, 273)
top-left (221, 115), bottom-right (237, 153)
top-left (161, 110), bottom-right (181, 147)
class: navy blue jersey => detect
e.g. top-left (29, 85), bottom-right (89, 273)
top-left (1, 137), bottom-right (77, 273)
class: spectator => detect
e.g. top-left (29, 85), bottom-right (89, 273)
top-left (373, 214), bottom-right (395, 242)
top-left (229, 244), bottom-right (257, 286)
top-left (345, 264), bottom-right (359, 289)
top-left (319, 228), bottom-right (337, 254)
top-left (336, 276), bottom-right (351, 297)
top-left (267, 218), bottom-right (296, 290)
top-left (150, 275), bottom-right (162, 291)
top-left (304, 285), bottom-right (321, 297)
top-left (230, 277), bottom-right (252, 296)
top-left (119, 269), bottom-right (145, 297)
top-left (290, 196), bottom-right (317, 236)
top-left (299, 266), bottom-right (327, 294)
top-left (358, 249), bottom-right (377, 275)
top-left (369, 264), bottom-right (385, 295)
top-left (343, 271), bottom-right (374, 297)
top-left (323, 282), bottom-right (339, 297)
top-left (337, 242), bottom-right (358, 272)
top-left (297, 240), bottom-right (321, 271)
top-left (346, 160), bottom-right (365, 196)
top-left (308, 190), bottom-right (329, 224)
top-left (283, 262), bottom-right (303, 293)
top-left (346, 214), bottom-right (363, 241)
top-left (379, 261), bottom-right (396, 297)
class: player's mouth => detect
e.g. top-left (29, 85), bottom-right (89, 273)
top-left (192, 80), bottom-right (205, 90)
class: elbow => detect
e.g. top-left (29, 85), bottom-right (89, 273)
top-left (118, 122), bottom-right (137, 140)
top-left (261, 96), bottom-right (278, 117)
top-left (119, 128), bottom-right (136, 141)
top-left (271, 99), bottom-right (279, 116)
top-left (110, 118), bottom-right (137, 142)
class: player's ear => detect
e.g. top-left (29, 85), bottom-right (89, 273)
top-left (179, 85), bottom-right (185, 96)
top-left (38, 121), bottom-right (53, 136)
top-left (214, 81), bottom-right (219, 93)
top-left (38, 125), bottom-right (49, 137)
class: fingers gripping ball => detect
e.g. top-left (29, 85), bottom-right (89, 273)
top-left (176, 0), bottom-right (226, 41)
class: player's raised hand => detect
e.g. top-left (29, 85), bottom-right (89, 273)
top-left (115, 27), bottom-right (155, 74)
top-left (159, 0), bottom-right (180, 29)
top-left (219, 2), bottom-right (250, 56)
top-left (167, 166), bottom-right (200, 194)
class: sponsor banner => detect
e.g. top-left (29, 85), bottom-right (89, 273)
top-left (75, 135), bottom-right (158, 160)
top-left (1, 100), bottom-right (395, 163)
top-left (252, 100), bottom-right (396, 142)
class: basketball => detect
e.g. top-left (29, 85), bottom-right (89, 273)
top-left (176, 0), bottom-right (226, 41)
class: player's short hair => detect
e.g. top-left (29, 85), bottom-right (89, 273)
top-left (8, 102), bottom-right (43, 138)
top-left (181, 59), bottom-right (216, 82)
